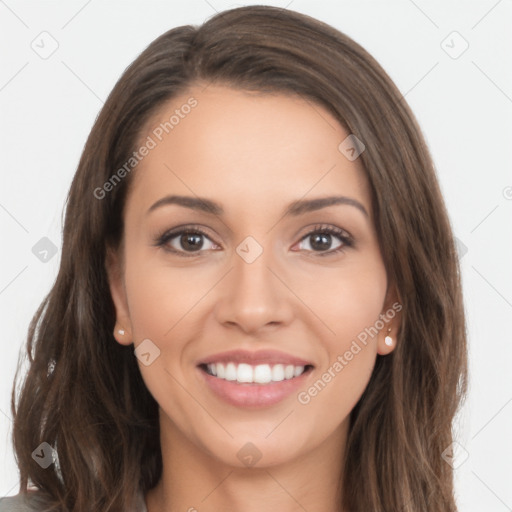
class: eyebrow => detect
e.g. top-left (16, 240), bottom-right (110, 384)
top-left (147, 194), bottom-right (369, 218)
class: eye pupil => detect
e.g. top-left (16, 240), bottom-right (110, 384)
top-left (310, 233), bottom-right (331, 251)
top-left (181, 233), bottom-right (203, 251)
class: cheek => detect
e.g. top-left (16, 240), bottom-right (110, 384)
top-left (333, 264), bottom-right (387, 341)
top-left (294, 278), bottom-right (386, 435)
top-left (122, 255), bottom-right (207, 413)
top-left (123, 251), bottom-right (211, 341)
top-left (295, 256), bottom-right (387, 400)
top-left (293, 253), bottom-right (388, 344)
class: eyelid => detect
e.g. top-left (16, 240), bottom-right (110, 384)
top-left (297, 223), bottom-right (353, 242)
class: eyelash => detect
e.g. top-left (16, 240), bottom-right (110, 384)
top-left (153, 224), bottom-right (354, 258)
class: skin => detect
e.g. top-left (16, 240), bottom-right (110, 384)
top-left (107, 84), bottom-right (400, 512)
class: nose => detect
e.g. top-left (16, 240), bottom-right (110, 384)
top-left (214, 245), bottom-right (294, 334)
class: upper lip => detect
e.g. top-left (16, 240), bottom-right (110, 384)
top-left (197, 349), bottom-right (314, 367)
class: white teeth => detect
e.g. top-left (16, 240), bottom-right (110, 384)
top-left (271, 364), bottom-right (285, 382)
top-left (225, 362), bottom-right (237, 381)
top-left (216, 363), bottom-right (226, 379)
top-left (294, 365), bottom-right (304, 377)
top-left (254, 364), bottom-right (272, 384)
top-left (204, 362), bottom-right (308, 384)
top-left (237, 363), bottom-right (253, 383)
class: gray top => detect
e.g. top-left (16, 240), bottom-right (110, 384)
top-left (0, 490), bottom-right (148, 512)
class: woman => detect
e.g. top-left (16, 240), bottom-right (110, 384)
top-left (1, 5), bottom-right (468, 511)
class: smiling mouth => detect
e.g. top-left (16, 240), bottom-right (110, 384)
top-left (199, 362), bottom-right (314, 385)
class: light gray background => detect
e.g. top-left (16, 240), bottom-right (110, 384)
top-left (1, 1), bottom-right (511, 510)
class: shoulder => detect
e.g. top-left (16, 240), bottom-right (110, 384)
top-left (0, 490), bottom-right (147, 511)
top-left (0, 491), bottom-right (50, 512)
top-left (0, 494), bottom-right (30, 512)
top-left (0, 490), bottom-right (147, 512)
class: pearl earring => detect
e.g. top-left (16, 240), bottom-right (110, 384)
top-left (384, 327), bottom-right (393, 347)
top-left (118, 329), bottom-right (125, 336)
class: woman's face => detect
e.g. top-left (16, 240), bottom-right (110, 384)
top-left (108, 84), bottom-right (398, 469)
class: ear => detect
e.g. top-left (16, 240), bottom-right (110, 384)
top-left (377, 281), bottom-right (402, 356)
top-left (105, 246), bottom-right (133, 346)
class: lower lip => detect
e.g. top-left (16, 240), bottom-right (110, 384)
top-left (198, 366), bottom-right (313, 408)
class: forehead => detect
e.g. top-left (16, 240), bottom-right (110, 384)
top-left (126, 84), bottom-right (371, 219)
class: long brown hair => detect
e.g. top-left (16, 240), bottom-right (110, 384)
top-left (10, 5), bottom-right (468, 511)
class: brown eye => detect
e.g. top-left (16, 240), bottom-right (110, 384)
top-left (295, 225), bottom-right (354, 256)
top-left (155, 227), bottom-right (219, 256)
top-left (176, 232), bottom-right (206, 252)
